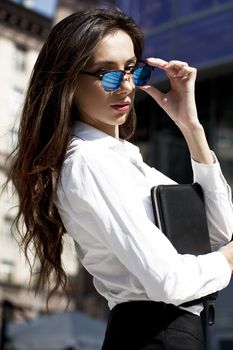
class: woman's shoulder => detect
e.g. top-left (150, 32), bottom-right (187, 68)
top-left (64, 137), bottom-right (107, 164)
top-left (58, 139), bottom-right (104, 191)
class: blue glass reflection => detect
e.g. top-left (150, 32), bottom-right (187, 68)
top-left (116, 0), bottom-right (233, 81)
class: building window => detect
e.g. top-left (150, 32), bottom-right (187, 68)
top-left (14, 44), bottom-right (27, 72)
top-left (0, 260), bottom-right (14, 283)
top-left (10, 127), bottom-right (19, 151)
top-left (10, 86), bottom-right (24, 120)
top-left (11, 86), bottom-right (24, 115)
top-left (8, 86), bottom-right (23, 151)
top-left (1, 216), bottom-right (13, 240)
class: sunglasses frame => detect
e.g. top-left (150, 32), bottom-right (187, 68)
top-left (80, 60), bottom-right (154, 92)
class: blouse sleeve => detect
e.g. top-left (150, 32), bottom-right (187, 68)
top-left (191, 152), bottom-right (233, 250)
top-left (59, 144), bottom-right (231, 306)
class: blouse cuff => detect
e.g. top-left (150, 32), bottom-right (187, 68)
top-left (191, 151), bottom-right (228, 192)
top-left (198, 251), bottom-right (232, 292)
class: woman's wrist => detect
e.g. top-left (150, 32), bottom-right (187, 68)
top-left (177, 121), bottom-right (214, 164)
top-left (175, 119), bottom-right (202, 132)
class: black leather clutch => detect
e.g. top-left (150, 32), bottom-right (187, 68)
top-left (151, 183), bottom-right (211, 255)
top-left (151, 182), bottom-right (217, 308)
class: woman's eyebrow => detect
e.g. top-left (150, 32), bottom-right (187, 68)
top-left (92, 57), bottom-right (137, 68)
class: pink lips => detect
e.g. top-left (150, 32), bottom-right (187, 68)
top-left (111, 101), bottom-right (131, 112)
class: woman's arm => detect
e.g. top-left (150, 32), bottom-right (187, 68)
top-left (178, 124), bottom-right (213, 164)
top-left (139, 58), bottom-right (213, 164)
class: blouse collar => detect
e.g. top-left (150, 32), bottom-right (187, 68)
top-left (71, 120), bottom-right (142, 161)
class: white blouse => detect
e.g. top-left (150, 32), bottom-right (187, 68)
top-left (55, 120), bottom-right (233, 314)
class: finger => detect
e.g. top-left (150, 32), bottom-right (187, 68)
top-left (164, 60), bottom-right (196, 81)
top-left (144, 57), bottom-right (169, 69)
top-left (166, 67), bottom-right (196, 83)
top-left (175, 66), bottom-right (191, 78)
top-left (173, 66), bottom-right (197, 81)
top-left (144, 58), bottom-right (195, 80)
top-left (166, 60), bottom-right (188, 67)
top-left (165, 61), bottom-right (188, 78)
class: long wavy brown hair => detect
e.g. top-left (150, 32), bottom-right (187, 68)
top-left (7, 8), bottom-right (144, 302)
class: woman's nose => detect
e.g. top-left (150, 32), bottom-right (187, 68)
top-left (118, 74), bottom-right (135, 93)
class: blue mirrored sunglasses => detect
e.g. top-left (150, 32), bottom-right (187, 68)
top-left (80, 62), bottom-right (154, 92)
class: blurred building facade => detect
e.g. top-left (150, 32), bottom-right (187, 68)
top-left (0, 0), bottom-right (50, 316)
top-left (0, 0), bottom-right (79, 320)
top-left (0, 0), bottom-right (116, 324)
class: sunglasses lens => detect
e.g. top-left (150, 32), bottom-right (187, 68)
top-left (102, 71), bottom-right (123, 92)
top-left (133, 65), bottom-right (152, 86)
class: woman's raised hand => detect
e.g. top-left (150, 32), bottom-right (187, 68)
top-left (139, 58), bottom-right (200, 130)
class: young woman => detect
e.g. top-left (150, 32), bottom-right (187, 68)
top-left (8, 8), bottom-right (233, 350)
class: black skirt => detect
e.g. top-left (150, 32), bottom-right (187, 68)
top-left (101, 300), bottom-right (204, 350)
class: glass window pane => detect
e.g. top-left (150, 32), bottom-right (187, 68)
top-left (14, 44), bottom-right (27, 72)
top-left (216, 74), bottom-right (233, 189)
